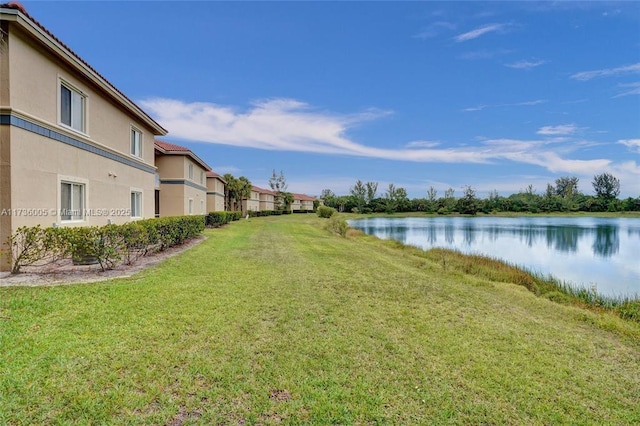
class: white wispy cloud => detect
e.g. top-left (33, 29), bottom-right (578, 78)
top-left (405, 140), bottom-right (442, 148)
top-left (505, 60), bottom-right (547, 70)
top-left (141, 97), bottom-right (619, 179)
top-left (618, 139), bottom-right (640, 153)
top-left (454, 23), bottom-right (507, 42)
top-left (413, 21), bottom-right (456, 39)
top-left (570, 63), bottom-right (640, 81)
top-left (614, 82), bottom-right (640, 97)
top-left (537, 124), bottom-right (578, 136)
top-left (462, 99), bottom-right (546, 112)
top-left (141, 97), bottom-right (487, 164)
top-left (459, 48), bottom-right (513, 60)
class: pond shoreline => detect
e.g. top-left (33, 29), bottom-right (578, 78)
top-left (348, 215), bottom-right (640, 300)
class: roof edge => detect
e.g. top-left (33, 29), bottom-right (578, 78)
top-left (0, 3), bottom-right (168, 136)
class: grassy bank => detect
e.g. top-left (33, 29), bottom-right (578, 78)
top-left (1, 215), bottom-right (639, 424)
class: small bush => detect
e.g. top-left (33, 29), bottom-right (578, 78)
top-left (317, 205), bottom-right (336, 218)
top-left (2, 225), bottom-right (69, 274)
top-left (325, 215), bottom-right (348, 237)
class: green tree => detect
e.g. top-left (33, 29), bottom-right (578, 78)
top-left (457, 185), bottom-right (479, 215)
top-left (426, 186), bottom-right (438, 213)
top-left (365, 181), bottom-right (378, 205)
top-left (223, 173), bottom-right (238, 211)
top-left (269, 170), bottom-right (289, 210)
top-left (592, 173), bottom-right (620, 201)
top-left (281, 191), bottom-right (294, 211)
top-left (554, 176), bottom-right (580, 199)
top-left (350, 180), bottom-right (367, 213)
top-left (237, 176), bottom-right (253, 213)
top-left (384, 183), bottom-right (399, 213)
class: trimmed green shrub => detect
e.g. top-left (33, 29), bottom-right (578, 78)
top-left (317, 205), bottom-right (336, 218)
top-left (2, 215), bottom-right (205, 273)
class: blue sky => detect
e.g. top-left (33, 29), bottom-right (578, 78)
top-left (25, 1), bottom-right (640, 198)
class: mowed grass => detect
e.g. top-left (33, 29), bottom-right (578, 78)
top-left (1, 215), bottom-right (639, 424)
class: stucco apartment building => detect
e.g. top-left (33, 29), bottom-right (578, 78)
top-left (242, 186), bottom-right (261, 213)
top-left (206, 171), bottom-right (226, 212)
top-left (0, 3), bottom-right (167, 270)
top-left (292, 193), bottom-right (317, 211)
top-left (154, 140), bottom-right (211, 217)
top-left (257, 187), bottom-right (276, 211)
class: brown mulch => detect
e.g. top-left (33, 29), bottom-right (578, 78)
top-left (0, 236), bottom-right (206, 287)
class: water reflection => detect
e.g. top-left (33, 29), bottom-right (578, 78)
top-left (592, 225), bottom-right (619, 258)
top-left (349, 217), bottom-right (640, 298)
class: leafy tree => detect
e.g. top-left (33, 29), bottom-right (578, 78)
top-left (350, 180), bottom-right (367, 213)
top-left (237, 176), bottom-right (253, 213)
top-left (365, 182), bottom-right (378, 205)
top-left (554, 176), bottom-right (579, 199)
top-left (269, 170), bottom-right (289, 210)
top-left (281, 191), bottom-right (294, 211)
top-left (223, 173), bottom-right (238, 211)
top-left (395, 187), bottom-right (410, 212)
top-left (592, 173), bottom-right (620, 201)
top-left (426, 186), bottom-right (438, 213)
top-left (384, 183), bottom-right (399, 213)
top-left (320, 189), bottom-right (335, 199)
top-left (438, 187), bottom-right (457, 214)
top-left (457, 185), bottom-right (479, 215)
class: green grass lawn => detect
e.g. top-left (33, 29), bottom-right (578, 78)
top-left (1, 215), bottom-right (639, 424)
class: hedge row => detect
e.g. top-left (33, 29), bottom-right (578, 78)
top-left (205, 211), bottom-right (243, 227)
top-left (2, 216), bottom-right (205, 274)
top-left (245, 210), bottom-right (296, 218)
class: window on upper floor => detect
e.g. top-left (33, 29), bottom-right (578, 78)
top-left (200, 170), bottom-right (205, 185)
top-left (61, 181), bottom-right (85, 221)
top-left (60, 81), bottom-right (86, 133)
top-left (188, 164), bottom-right (194, 180)
top-left (131, 127), bottom-right (142, 157)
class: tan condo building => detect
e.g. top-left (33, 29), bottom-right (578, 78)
top-left (0, 3), bottom-right (167, 270)
top-left (292, 193), bottom-right (317, 211)
top-left (206, 170), bottom-right (226, 212)
top-left (154, 140), bottom-right (210, 217)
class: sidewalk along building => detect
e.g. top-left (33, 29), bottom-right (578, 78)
top-left (0, 3), bottom-right (167, 271)
top-left (154, 140), bottom-right (211, 217)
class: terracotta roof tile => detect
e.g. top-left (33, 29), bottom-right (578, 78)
top-left (154, 140), bottom-right (190, 152)
top-left (154, 139), bottom-right (211, 171)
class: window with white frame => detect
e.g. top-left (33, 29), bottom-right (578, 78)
top-left (188, 199), bottom-right (194, 215)
top-left (201, 199), bottom-right (205, 214)
top-left (200, 170), bottom-right (204, 185)
top-left (131, 191), bottom-right (142, 218)
top-left (60, 81), bottom-right (86, 133)
top-left (188, 163), bottom-right (194, 180)
top-left (131, 127), bottom-right (142, 157)
top-left (61, 181), bottom-right (85, 221)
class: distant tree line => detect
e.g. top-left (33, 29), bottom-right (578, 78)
top-left (321, 173), bottom-right (640, 215)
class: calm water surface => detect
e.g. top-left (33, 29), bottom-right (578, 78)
top-left (349, 217), bottom-right (640, 298)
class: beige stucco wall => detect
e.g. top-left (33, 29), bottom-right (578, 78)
top-left (156, 154), bottom-right (207, 216)
top-left (8, 25), bottom-right (157, 166)
top-left (0, 17), bottom-right (161, 271)
top-left (206, 177), bottom-right (225, 212)
top-left (9, 126), bottom-right (155, 227)
top-left (242, 190), bottom-right (260, 213)
top-left (259, 193), bottom-right (275, 211)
